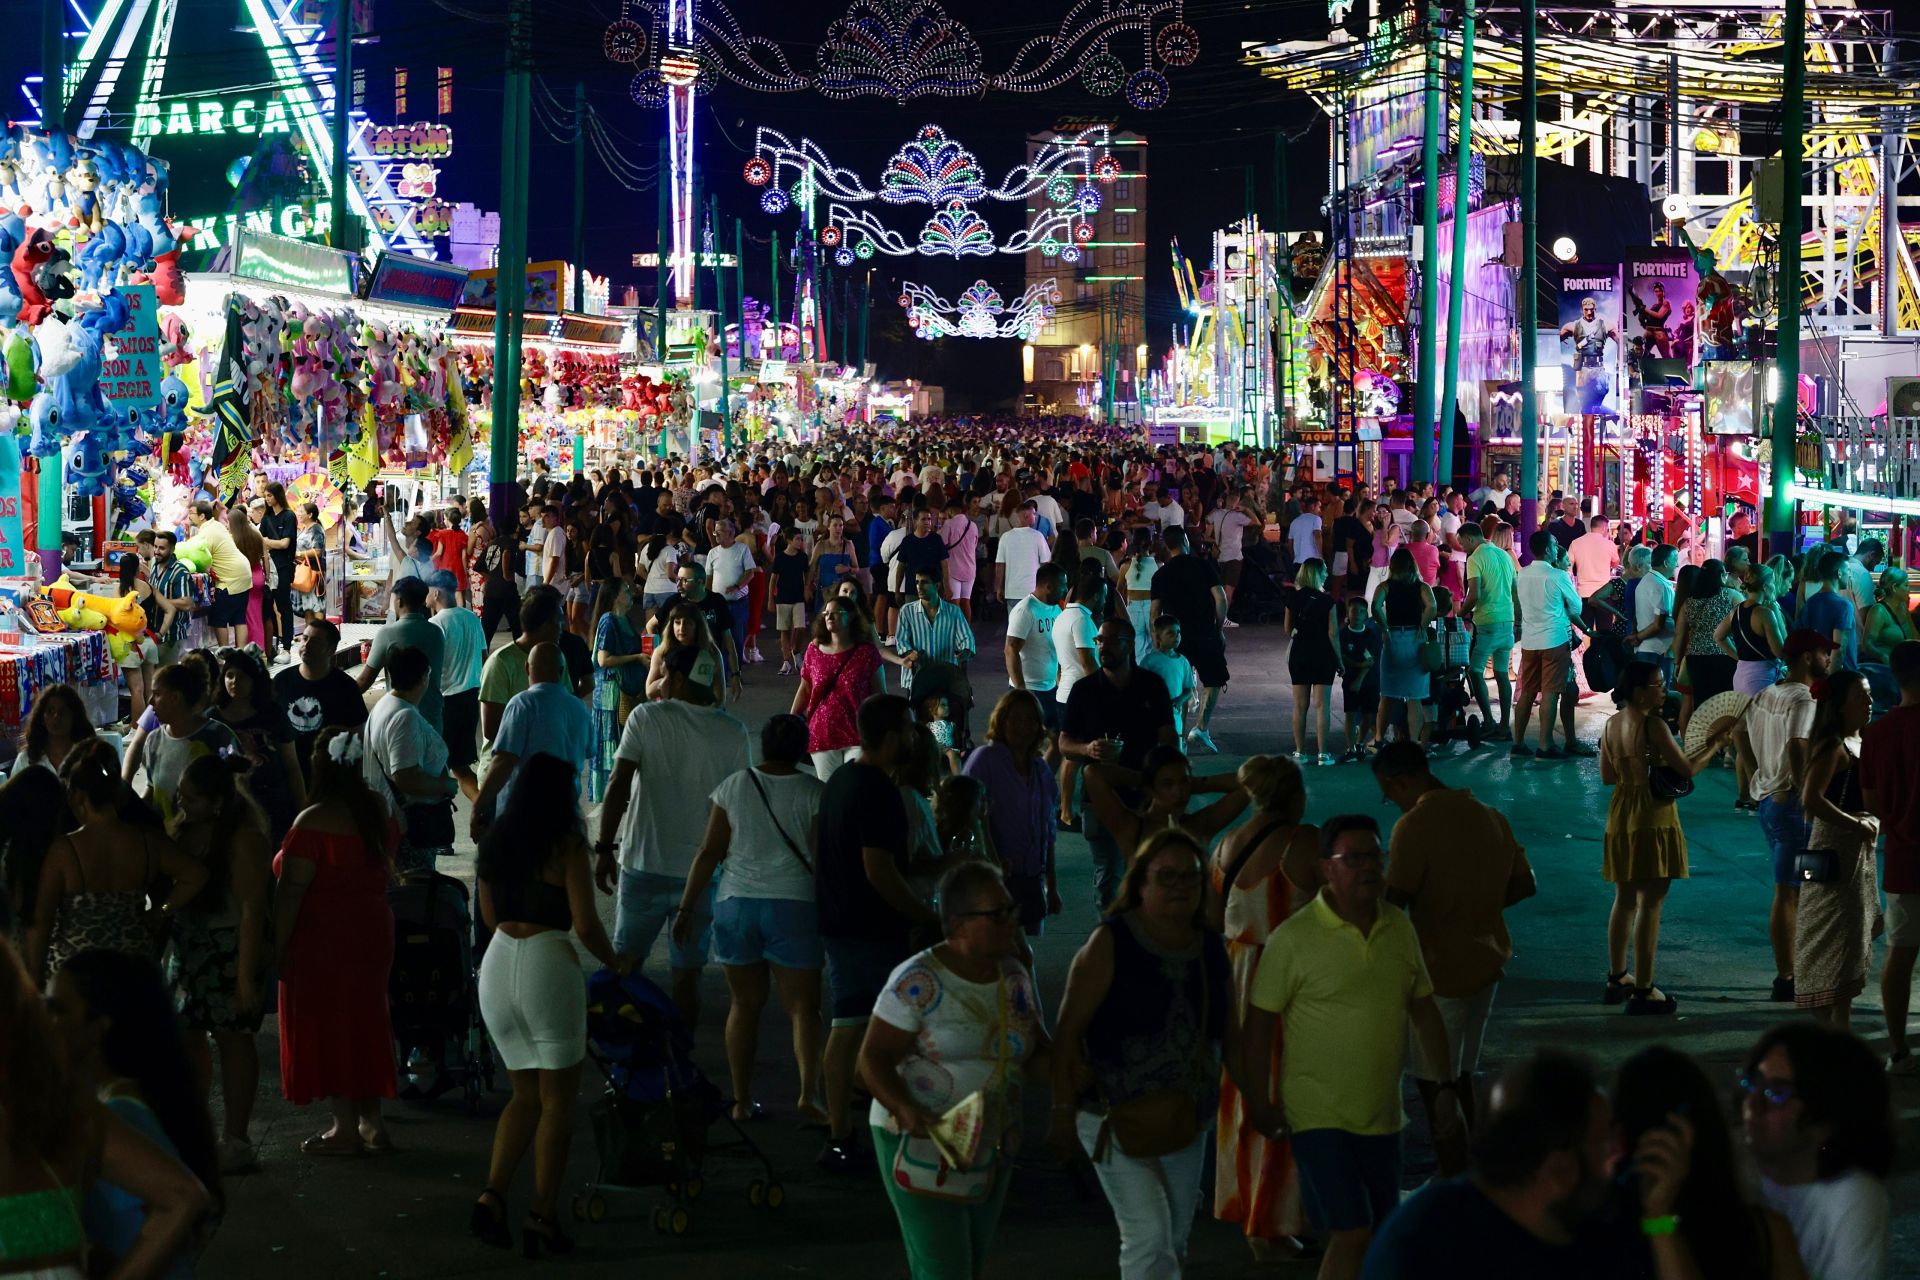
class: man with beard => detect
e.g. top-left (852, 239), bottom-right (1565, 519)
top-left (1363, 1051), bottom-right (1639, 1278)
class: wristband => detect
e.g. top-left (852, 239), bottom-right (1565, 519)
top-left (1640, 1215), bottom-right (1680, 1237)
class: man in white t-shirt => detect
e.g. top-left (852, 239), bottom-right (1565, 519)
top-left (1029, 487), bottom-right (1066, 531)
top-left (594, 645), bottom-right (752, 1028)
top-left (1468, 470), bottom-right (1512, 510)
top-left (1287, 494), bottom-right (1324, 567)
top-left (993, 504), bottom-right (1051, 604)
top-left (1630, 544), bottom-right (1678, 672)
top-left (533, 504), bottom-right (567, 586)
top-left (1142, 485), bottom-right (1186, 532)
top-left (1050, 568), bottom-right (1105, 708)
top-left (1567, 515), bottom-right (1620, 599)
top-left (1004, 564), bottom-right (1065, 726)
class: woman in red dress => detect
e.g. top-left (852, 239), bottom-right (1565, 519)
top-left (272, 726), bottom-right (400, 1155)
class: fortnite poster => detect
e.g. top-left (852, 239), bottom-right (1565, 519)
top-left (1625, 249), bottom-right (1700, 372)
top-left (1557, 266), bottom-right (1622, 415)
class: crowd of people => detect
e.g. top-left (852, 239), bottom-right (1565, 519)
top-left (0, 417), bottom-right (1909, 1280)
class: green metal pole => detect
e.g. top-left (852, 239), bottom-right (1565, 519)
top-left (1768, 0), bottom-right (1804, 553)
top-left (571, 81), bottom-right (586, 312)
top-left (1436, 0), bottom-right (1476, 487)
top-left (37, 0), bottom-right (64, 579)
top-left (1414, 21), bottom-right (1442, 487)
top-left (488, 2), bottom-right (524, 524)
top-left (711, 196), bottom-right (730, 448)
top-left (330, 0), bottom-right (352, 251)
top-left (1518, 0), bottom-right (1540, 543)
top-left (770, 230), bottom-right (782, 359)
top-left (733, 218), bottom-right (745, 363)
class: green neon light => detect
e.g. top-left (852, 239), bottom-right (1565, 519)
top-left (131, 95), bottom-right (291, 139)
top-left (1786, 483), bottom-right (1920, 518)
top-left (239, 0), bottom-right (337, 199)
top-left (1083, 275), bottom-right (1144, 281)
top-left (64, 0), bottom-right (131, 91)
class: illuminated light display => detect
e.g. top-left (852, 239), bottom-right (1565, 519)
top-left (743, 156), bottom-right (772, 185)
top-left (880, 125), bottom-right (986, 206)
top-left (601, 0), bottom-right (1197, 106)
top-left (900, 278), bottom-right (1059, 340)
top-left (759, 188), bottom-right (789, 214)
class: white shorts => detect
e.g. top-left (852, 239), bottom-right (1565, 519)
top-left (1887, 894), bottom-right (1920, 949)
top-left (1408, 982), bottom-right (1498, 1082)
top-left (478, 929), bottom-right (587, 1071)
top-left (776, 602), bottom-right (808, 631)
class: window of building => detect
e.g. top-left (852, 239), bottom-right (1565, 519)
top-left (1077, 282), bottom-right (1092, 301)
top-left (1042, 320), bottom-right (1056, 336)
top-left (1114, 214), bottom-right (1131, 235)
top-left (1042, 359), bottom-right (1065, 383)
top-left (1115, 180), bottom-right (1132, 200)
top-left (1114, 249), bottom-right (1129, 268)
top-left (394, 68), bottom-right (408, 117)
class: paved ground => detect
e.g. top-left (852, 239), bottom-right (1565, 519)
top-left (200, 614), bottom-right (1920, 1279)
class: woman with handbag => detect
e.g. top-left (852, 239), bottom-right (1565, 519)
top-left (858, 861), bottom-right (1046, 1280)
top-left (674, 715), bottom-right (828, 1126)
top-left (1794, 670), bottom-right (1881, 1027)
top-left (1049, 826), bottom-right (1234, 1279)
top-left (791, 595), bottom-right (889, 781)
top-left (1206, 756), bottom-right (1319, 1263)
top-left (290, 503), bottom-right (328, 624)
top-left (361, 646), bottom-right (459, 874)
top-left (1599, 661), bottom-right (1737, 1016)
top-left (1371, 548), bottom-right (1436, 748)
top-left (589, 579), bottom-right (647, 802)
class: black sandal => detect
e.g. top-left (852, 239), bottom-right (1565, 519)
top-left (523, 1211), bottom-right (575, 1260)
top-left (1603, 971), bottom-right (1632, 1005)
top-left (468, 1188), bottom-right (512, 1250)
top-left (1626, 986), bottom-right (1679, 1016)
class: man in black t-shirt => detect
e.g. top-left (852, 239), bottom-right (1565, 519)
top-left (271, 619), bottom-right (368, 781)
top-left (1331, 498), bottom-right (1375, 594)
top-left (1151, 525), bottom-right (1230, 753)
top-left (260, 483), bottom-right (300, 658)
top-left (1362, 1051), bottom-right (1636, 1280)
top-left (1061, 616), bottom-right (1177, 907)
top-left (814, 693), bottom-right (938, 1173)
top-left (894, 506), bottom-right (950, 596)
top-left (650, 560), bottom-right (742, 693)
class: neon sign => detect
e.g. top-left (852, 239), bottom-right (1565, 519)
top-left (131, 96), bottom-right (295, 139)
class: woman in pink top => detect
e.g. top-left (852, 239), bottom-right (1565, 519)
top-left (790, 595), bottom-right (887, 781)
top-left (1364, 519), bottom-right (1403, 606)
top-left (1406, 520), bottom-right (1442, 589)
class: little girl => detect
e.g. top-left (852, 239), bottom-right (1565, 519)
top-left (916, 690), bottom-right (964, 775)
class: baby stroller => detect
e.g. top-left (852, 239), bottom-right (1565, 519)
top-left (574, 968), bottom-right (780, 1237)
top-left (1229, 541), bottom-right (1290, 625)
top-left (913, 659), bottom-right (977, 754)
top-left (387, 869), bottom-right (494, 1115)
top-left (1427, 617), bottom-right (1484, 746)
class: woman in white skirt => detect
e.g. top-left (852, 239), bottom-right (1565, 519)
top-left (1363, 519), bottom-right (1404, 608)
top-left (470, 752), bottom-right (635, 1258)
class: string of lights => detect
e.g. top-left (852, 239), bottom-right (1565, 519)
top-left (899, 278), bottom-right (1060, 340)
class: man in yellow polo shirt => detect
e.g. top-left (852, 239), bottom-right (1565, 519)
top-left (179, 500), bottom-right (254, 647)
top-left (1243, 814), bottom-right (1464, 1280)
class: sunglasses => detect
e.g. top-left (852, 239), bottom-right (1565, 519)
top-left (956, 903), bottom-right (1020, 923)
top-left (1736, 1074), bottom-right (1797, 1107)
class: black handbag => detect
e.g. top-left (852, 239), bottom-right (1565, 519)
top-left (403, 797), bottom-right (457, 848)
top-left (1648, 766), bottom-right (1694, 802)
top-left (1793, 849), bottom-right (1840, 884)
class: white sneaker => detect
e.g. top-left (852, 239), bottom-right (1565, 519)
top-left (778, 660), bottom-right (793, 676)
top-left (1222, 618), bottom-right (1240, 629)
top-left (1187, 728), bottom-right (1218, 754)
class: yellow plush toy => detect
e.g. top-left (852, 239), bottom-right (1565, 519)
top-left (48, 576), bottom-right (150, 663)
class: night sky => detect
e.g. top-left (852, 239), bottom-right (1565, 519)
top-left (5, 0), bottom-right (1328, 410)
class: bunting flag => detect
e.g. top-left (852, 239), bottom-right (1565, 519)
top-left (203, 304), bottom-right (254, 504)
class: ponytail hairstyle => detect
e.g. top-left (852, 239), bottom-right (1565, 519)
top-left (59, 738), bottom-right (126, 816)
top-left (307, 728), bottom-right (392, 868)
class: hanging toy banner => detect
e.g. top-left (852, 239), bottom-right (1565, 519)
top-left (100, 284), bottom-right (163, 415)
top-left (0, 435), bottom-right (24, 574)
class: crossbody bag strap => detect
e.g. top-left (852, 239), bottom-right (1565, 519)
top-left (747, 770), bottom-right (812, 874)
top-left (1218, 816), bottom-right (1294, 899)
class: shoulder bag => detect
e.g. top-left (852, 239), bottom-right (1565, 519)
top-left (746, 770), bottom-right (812, 874)
top-left (1091, 943), bottom-right (1213, 1160)
top-left (379, 749), bottom-right (456, 848)
top-left (892, 975), bottom-right (1009, 1202)
top-left (1644, 721), bottom-right (1694, 803)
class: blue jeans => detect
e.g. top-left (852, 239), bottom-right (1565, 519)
top-left (727, 597), bottom-right (751, 652)
top-left (614, 869), bottom-right (714, 970)
top-left (1757, 795), bottom-right (1810, 886)
top-left (1082, 806), bottom-right (1126, 911)
top-left (1291, 1128), bottom-right (1402, 1233)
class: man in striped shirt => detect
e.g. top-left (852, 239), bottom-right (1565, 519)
top-left (893, 566), bottom-right (975, 696)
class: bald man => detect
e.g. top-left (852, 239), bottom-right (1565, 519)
top-left (472, 640), bottom-right (595, 836)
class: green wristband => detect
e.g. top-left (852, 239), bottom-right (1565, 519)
top-left (1640, 1215), bottom-right (1680, 1237)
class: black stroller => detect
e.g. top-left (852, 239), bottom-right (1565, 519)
top-left (387, 869), bottom-right (495, 1115)
top-left (573, 969), bottom-right (780, 1236)
top-left (1427, 618), bottom-right (1484, 746)
top-left (1229, 541), bottom-right (1290, 625)
top-left (913, 658), bottom-right (977, 753)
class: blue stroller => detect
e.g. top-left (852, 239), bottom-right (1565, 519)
top-left (571, 968), bottom-right (782, 1236)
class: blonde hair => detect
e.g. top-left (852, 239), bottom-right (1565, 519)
top-left (1238, 753), bottom-right (1304, 816)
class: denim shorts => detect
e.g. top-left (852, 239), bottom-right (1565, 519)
top-left (710, 896), bottom-right (823, 970)
top-left (1469, 622), bottom-right (1514, 672)
top-left (1756, 795), bottom-right (1810, 887)
top-left (1291, 1128), bottom-right (1402, 1233)
top-left (821, 936), bottom-right (906, 1028)
top-left (614, 869), bottom-right (713, 971)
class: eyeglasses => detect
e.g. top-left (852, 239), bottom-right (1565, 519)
top-left (1736, 1074), bottom-right (1797, 1107)
top-left (956, 903), bottom-right (1020, 923)
top-left (1327, 850), bottom-right (1384, 866)
top-left (1149, 869), bottom-right (1203, 887)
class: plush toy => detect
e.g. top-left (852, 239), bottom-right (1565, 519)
top-left (75, 219), bottom-right (124, 291)
top-left (11, 226), bottom-right (54, 325)
top-left (4, 331), bottom-right (33, 401)
top-left (32, 315), bottom-right (77, 378)
top-left (47, 575), bottom-right (148, 662)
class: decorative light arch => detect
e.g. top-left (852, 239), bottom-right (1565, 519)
top-left (900, 279), bottom-right (1060, 340)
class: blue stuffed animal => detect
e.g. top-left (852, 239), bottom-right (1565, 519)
top-left (27, 389), bottom-right (62, 457)
top-left (76, 221), bottom-right (125, 292)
